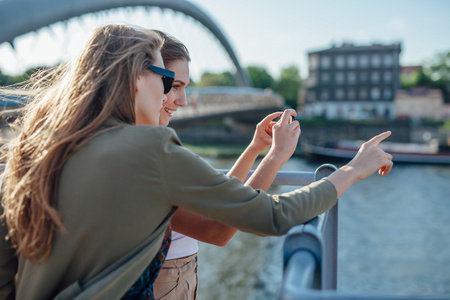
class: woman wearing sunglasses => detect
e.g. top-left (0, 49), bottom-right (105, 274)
top-left (153, 31), bottom-right (300, 300)
top-left (0, 24), bottom-right (393, 299)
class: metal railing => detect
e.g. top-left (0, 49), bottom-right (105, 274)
top-left (262, 164), bottom-right (448, 300)
top-left (220, 163), bottom-right (340, 296)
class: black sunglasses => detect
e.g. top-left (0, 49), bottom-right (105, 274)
top-left (148, 65), bottom-right (175, 94)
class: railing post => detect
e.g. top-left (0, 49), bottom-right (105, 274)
top-left (315, 163), bottom-right (338, 290)
top-left (278, 164), bottom-right (338, 299)
top-left (282, 223), bottom-right (324, 290)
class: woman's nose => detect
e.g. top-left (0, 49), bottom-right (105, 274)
top-left (176, 92), bottom-right (187, 107)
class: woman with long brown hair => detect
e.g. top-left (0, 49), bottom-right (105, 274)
top-left (0, 24), bottom-right (393, 299)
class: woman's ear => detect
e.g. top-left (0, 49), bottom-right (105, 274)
top-left (135, 75), bottom-right (141, 93)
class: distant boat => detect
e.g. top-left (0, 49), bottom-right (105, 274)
top-left (302, 139), bottom-right (450, 165)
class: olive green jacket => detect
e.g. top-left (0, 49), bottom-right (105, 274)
top-left (0, 120), bottom-right (337, 299)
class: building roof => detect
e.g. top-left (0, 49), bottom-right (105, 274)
top-left (308, 42), bottom-right (402, 55)
top-left (401, 66), bottom-right (421, 75)
top-left (395, 88), bottom-right (443, 100)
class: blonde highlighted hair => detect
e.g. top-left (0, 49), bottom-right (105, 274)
top-left (0, 24), bottom-right (163, 262)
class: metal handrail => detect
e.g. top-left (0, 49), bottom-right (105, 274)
top-left (275, 164), bottom-right (448, 300)
top-left (279, 164), bottom-right (338, 296)
top-left (222, 163), bottom-right (339, 295)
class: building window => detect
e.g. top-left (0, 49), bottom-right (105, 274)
top-left (371, 71), bottom-right (380, 83)
top-left (359, 72), bottom-right (368, 83)
top-left (348, 55), bottom-right (357, 69)
top-left (306, 71), bottom-right (318, 86)
top-left (336, 88), bottom-right (345, 100)
top-left (309, 54), bottom-right (319, 70)
top-left (321, 55), bottom-right (331, 69)
top-left (359, 88), bottom-right (368, 100)
top-left (335, 72), bottom-right (344, 85)
top-left (320, 89), bottom-right (329, 101)
top-left (383, 88), bottom-right (392, 100)
top-left (335, 55), bottom-right (345, 69)
top-left (360, 55), bottom-right (369, 68)
top-left (384, 71), bottom-right (392, 83)
top-left (306, 90), bottom-right (316, 102)
top-left (321, 72), bottom-right (330, 84)
top-left (348, 88), bottom-right (356, 100)
top-left (371, 87), bottom-right (380, 100)
top-left (371, 54), bottom-right (381, 68)
top-left (348, 72), bottom-right (356, 85)
top-left (383, 54), bottom-right (393, 67)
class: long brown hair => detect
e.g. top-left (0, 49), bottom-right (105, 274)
top-left (0, 24), bottom-right (162, 262)
top-left (156, 30), bottom-right (191, 67)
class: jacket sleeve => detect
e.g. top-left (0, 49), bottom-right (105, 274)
top-left (158, 129), bottom-right (338, 236)
top-left (0, 206), bottom-right (17, 300)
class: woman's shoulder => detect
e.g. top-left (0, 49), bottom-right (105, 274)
top-left (128, 124), bottom-right (179, 141)
top-left (122, 124), bottom-right (177, 137)
top-left (103, 123), bottom-right (182, 150)
top-left (73, 123), bottom-right (184, 168)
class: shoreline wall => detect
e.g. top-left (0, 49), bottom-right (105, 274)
top-left (171, 118), bottom-right (447, 146)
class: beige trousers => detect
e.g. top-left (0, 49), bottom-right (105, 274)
top-left (153, 253), bottom-right (198, 300)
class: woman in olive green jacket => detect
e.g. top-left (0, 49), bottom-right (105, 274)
top-left (0, 24), bottom-right (393, 299)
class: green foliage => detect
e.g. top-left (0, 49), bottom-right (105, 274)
top-left (196, 64), bottom-right (303, 108)
top-left (245, 65), bottom-right (275, 89)
top-left (0, 69), bottom-right (25, 86)
top-left (400, 69), bottom-right (420, 89)
top-left (441, 120), bottom-right (450, 133)
top-left (414, 50), bottom-right (450, 102)
top-left (197, 71), bottom-right (237, 87)
top-left (275, 65), bottom-right (302, 108)
top-left (0, 66), bottom-right (49, 86)
top-left (415, 68), bottom-right (435, 86)
top-left (423, 51), bottom-right (450, 82)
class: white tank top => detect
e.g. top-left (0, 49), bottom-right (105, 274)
top-left (166, 230), bottom-right (199, 260)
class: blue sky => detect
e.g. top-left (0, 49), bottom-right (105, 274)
top-left (0, 0), bottom-right (449, 79)
top-left (190, 0), bottom-right (450, 77)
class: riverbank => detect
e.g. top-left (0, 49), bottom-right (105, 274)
top-left (1, 114), bottom-right (448, 158)
top-left (171, 116), bottom-right (450, 151)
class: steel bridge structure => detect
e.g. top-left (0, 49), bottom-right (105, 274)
top-left (0, 0), bottom-right (251, 86)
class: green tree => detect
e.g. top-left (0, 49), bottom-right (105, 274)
top-left (245, 65), bottom-right (275, 89)
top-left (0, 69), bottom-right (23, 86)
top-left (197, 71), bottom-right (237, 87)
top-left (0, 66), bottom-right (49, 86)
top-left (422, 50), bottom-right (450, 102)
top-left (400, 67), bottom-right (435, 89)
top-left (0, 70), bottom-right (10, 86)
top-left (424, 51), bottom-right (450, 82)
top-left (403, 51), bottom-right (450, 102)
top-left (274, 65), bottom-right (302, 108)
top-left (400, 68), bottom-right (420, 89)
top-left (415, 68), bottom-right (434, 86)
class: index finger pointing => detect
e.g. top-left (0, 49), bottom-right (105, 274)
top-left (366, 131), bottom-right (392, 146)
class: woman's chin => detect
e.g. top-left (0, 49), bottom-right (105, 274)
top-left (159, 118), bottom-right (170, 127)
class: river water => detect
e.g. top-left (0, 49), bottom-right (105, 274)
top-left (197, 156), bottom-right (450, 299)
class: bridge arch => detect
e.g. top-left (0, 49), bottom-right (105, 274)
top-left (0, 0), bottom-right (251, 86)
